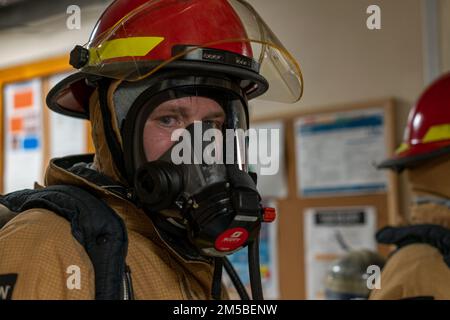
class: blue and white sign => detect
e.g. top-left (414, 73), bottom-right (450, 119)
top-left (4, 79), bottom-right (44, 193)
top-left (295, 108), bottom-right (388, 197)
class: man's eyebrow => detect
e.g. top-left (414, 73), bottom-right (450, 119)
top-left (152, 105), bottom-right (187, 116)
top-left (204, 111), bottom-right (226, 119)
top-left (152, 104), bottom-right (225, 118)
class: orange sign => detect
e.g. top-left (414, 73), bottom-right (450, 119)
top-left (13, 89), bottom-right (33, 109)
top-left (10, 117), bottom-right (24, 133)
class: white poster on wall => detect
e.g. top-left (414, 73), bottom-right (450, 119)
top-left (48, 73), bottom-right (87, 158)
top-left (4, 79), bottom-right (44, 193)
top-left (224, 199), bottom-right (279, 299)
top-left (249, 121), bottom-right (287, 198)
top-left (295, 108), bottom-right (388, 197)
top-left (304, 206), bottom-right (377, 300)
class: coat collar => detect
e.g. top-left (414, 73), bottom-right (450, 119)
top-left (410, 194), bottom-right (450, 229)
top-left (44, 154), bottom-right (211, 264)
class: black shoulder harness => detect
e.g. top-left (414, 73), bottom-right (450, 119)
top-left (0, 185), bottom-right (131, 300)
top-left (376, 224), bottom-right (450, 267)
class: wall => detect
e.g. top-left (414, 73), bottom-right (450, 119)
top-left (441, 0), bottom-right (450, 73)
top-left (245, 0), bottom-right (427, 219)
top-left (0, 4), bottom-right (105, 69)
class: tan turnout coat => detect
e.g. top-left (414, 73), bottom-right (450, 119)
top-left (0, 88), bottom-right (221, 300)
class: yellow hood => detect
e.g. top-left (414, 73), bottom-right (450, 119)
top-left (89, 80), bottom-right (127, 185)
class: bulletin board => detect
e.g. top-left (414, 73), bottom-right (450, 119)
top-left (250, 99), bottom-right (399, 299)
top-left (0, 55), bottom-right (93, 194)
top-left (0, 57), bottom-right (399, 300)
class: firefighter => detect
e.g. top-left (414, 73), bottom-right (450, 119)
top-left (370, 72), bottom-right (450, 300)
top-left (0, 0), bottom-right (302, 300)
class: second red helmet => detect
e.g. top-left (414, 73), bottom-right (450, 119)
top-left (378, 72), bottom-right (450, 172)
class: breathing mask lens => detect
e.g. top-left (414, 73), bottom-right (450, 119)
top-left (134, 86), bottom-right (250, 177)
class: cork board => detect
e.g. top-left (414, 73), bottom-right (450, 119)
top-left (252, 99), bottom-right (399, 299)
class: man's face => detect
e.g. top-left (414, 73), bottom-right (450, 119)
top-left (143, 96), bottom-right (226, 161)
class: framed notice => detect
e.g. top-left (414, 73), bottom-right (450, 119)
top-left (295, 108), bottom-right (388, 197)
top-left (3, 79), bottom-right (44, 193)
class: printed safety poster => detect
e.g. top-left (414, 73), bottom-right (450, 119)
top-left (4, 79), bottom-right (44, 193)
top-left (303, 206), bottom-right (377, 300)
top-left (224, 199), bottom-right (279, 299)
top-left (295, 108), bottom-right (388, 197)
top-left (48, 73), bottom-right (87, 158)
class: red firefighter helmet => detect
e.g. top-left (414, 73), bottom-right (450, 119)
top-left (47, 0), bottom-right (303, 119)
top-left (378, 72), bottom-right (450, 172)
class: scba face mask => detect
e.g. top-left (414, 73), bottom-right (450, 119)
top-left (120, 74), bottom-right (270, 257)
top-left (136, 122), bottom-right (262, 256)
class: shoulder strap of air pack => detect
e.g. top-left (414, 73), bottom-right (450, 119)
top-left (0, 185), bottom-right (128, 300)
top-left (376, 224), bottom-right (450, 268)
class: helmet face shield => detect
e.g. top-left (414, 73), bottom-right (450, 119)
top-left (79, 0), bottom-right (303, 103)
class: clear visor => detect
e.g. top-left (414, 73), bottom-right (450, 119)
top-left (82, 0), bottom-right (303, 103)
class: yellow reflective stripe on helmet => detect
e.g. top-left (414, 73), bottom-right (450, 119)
top-left (422, 124), bottom-right (450, 143)
top-left (89, 37), bottom-right (164, 65)
top-left (395, 142), bottom-right (409, 154)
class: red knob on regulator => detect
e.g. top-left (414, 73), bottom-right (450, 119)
top-left (262, 207), bottom-right (276, 223)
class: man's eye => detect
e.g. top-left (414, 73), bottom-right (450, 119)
top-left (158, 116), bottom-right (180, 127)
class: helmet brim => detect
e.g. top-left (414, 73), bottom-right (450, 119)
top-left (46, 60), bottom-right (268, 120)
top-left (46, 72), bottom-right (94, 120)
top-left (377, 142), bottom-right (450, 172)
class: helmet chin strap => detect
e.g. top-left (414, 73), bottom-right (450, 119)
top-left (166, 217), bottom-right (187, 229)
